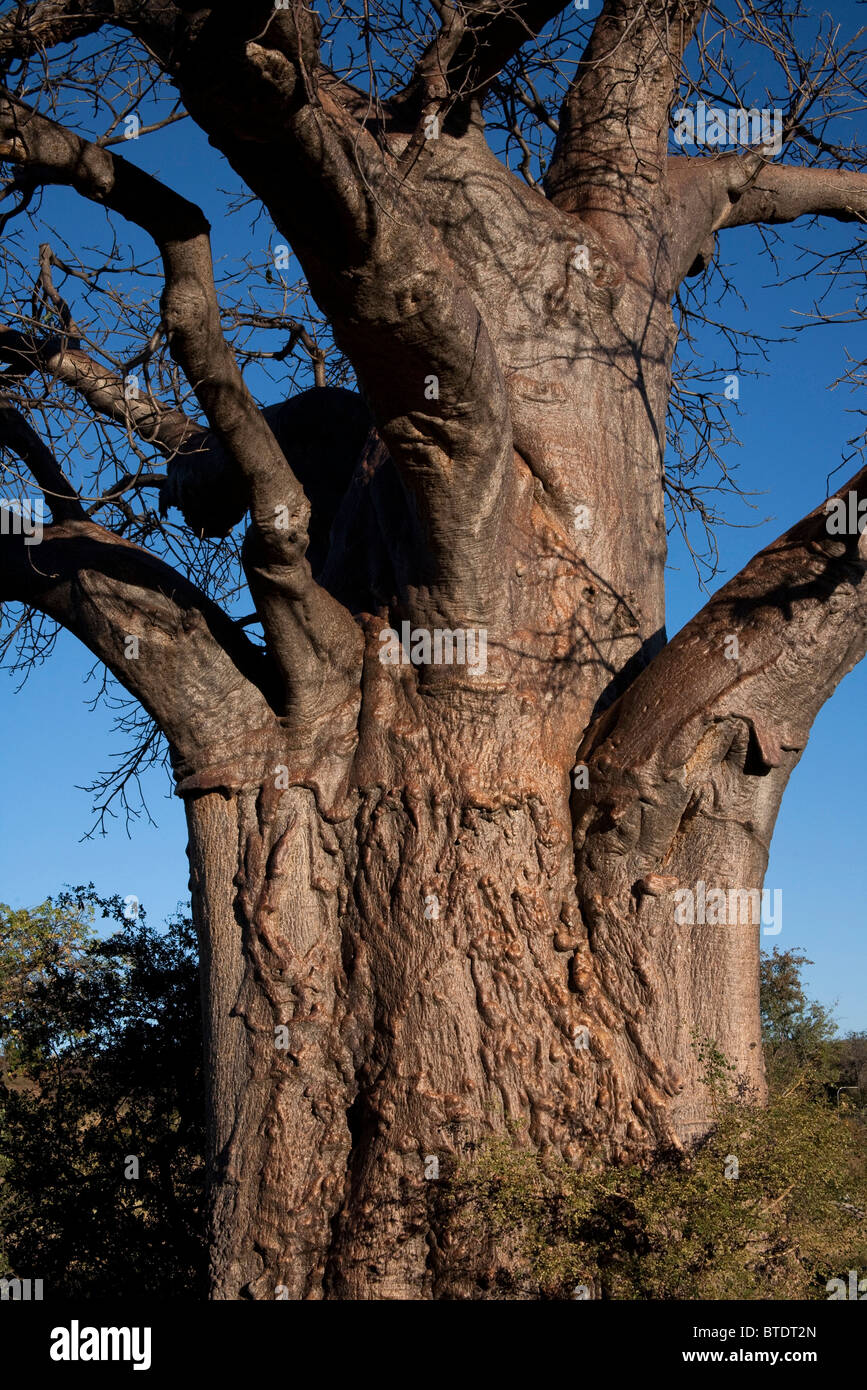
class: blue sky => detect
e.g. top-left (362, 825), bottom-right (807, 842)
top-left (0, 15), bottom-right (865, 1034)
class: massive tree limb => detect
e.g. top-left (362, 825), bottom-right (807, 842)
top-left (0, 518), bottom-right (281, 788)
top-left (669, 155), bottom-right (867, 285)
top-left (0, 89), bottom-right (363, 729)
top-left (0, 344), bottom-right (273, 775)
top-left (167, 6), bottom-right (515, 633)
top-left (573, 464), bottom-right (867, 1134)
top-left (545, 0), bottom-right (703, 266)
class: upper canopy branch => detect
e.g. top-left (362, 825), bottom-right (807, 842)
top-left (399, 1), bottom-right (569, 113)
top-left (669, 155), bottom-right (867, 285)
top-left (0, 87), bottom-right (364, 726)
top-left (0, 324), bottom-right (202, 458)
top-left (0, 393), bottom-right (85, 521)
top-left (12, 1), bottom-right (517, 628)
top-left (545, 0), bottom-right (704, 258)
top-left (167, 12), bottom-right (516, 627)
top-left (0, 0), bottom-right (111, 58)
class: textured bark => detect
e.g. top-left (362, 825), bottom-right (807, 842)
top-left (2, 0), bottom-right (867, 1300)
top-left (174, 478), bottom-right (867, 1298)
top-left (185, 785), bottom-right (354, 1299)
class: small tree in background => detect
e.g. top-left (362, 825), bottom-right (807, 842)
top-left (0, 888), bottom-right (205, 1298)
top-left (760, 946), bottom-right (839, 1091)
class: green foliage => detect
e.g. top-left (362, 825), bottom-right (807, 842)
top-left (444, 956), bottom-right (867, 1299)
top-left (2, 906), bottom-right (864, 1302)
top-left (446, 1081), bottom-right (867, 1300)
top-left (760, 947), bottom-right (839, 1090)
top-left (0, 897), bottom-right (95, 1068)
top-left (0, 887), bottom-right (205, 1298)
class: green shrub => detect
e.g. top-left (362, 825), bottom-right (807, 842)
top-left (0, 888), bottom-right (205, 1298)
top-left (443, 1049), bottom-right (867, 1300)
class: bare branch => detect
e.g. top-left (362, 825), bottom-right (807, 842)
top-left (0, 85), bottom-right (364, 725)
top-left (0, 1), bottom-right (110, 60)
top-left (401, 0), bottom-right (569, 110)
top-left (0, 515), bottom-right (282, 790)
top-left (669, 155), bottom-right (867, 285)
top-left (0, 393), bottom-right (85, 519)
top-left (545, 0), bottom-right (704, 258)
top-left (0, 324), bottom-right (202, 454)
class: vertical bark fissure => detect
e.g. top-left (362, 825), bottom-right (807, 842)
top-left (185, 770), bottom-right (359, 1299)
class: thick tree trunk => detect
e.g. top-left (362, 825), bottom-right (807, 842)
top-left (186, 783), bottom-right (355, 1299)
top-left (181, 602), bottom-right (773, 1299)
top-left (328, 688), bottom-right (684, 1299)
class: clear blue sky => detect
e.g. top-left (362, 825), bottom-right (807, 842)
top-left (1, 20), bottom-right (865, 1035)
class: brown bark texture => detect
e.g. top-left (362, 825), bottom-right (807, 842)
top-left (1, 0), bottom-right (866, 1298)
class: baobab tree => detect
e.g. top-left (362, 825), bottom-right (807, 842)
top-left (1, 0), bottom-right (865, 1299)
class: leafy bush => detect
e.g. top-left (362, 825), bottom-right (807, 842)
top-left (2, 903), bottom-right (864, 1302)
top-left (0, 887), bottom-right (205, 1298)
top-left (761, 947), bottom-right (840, 1091)
top-left (441, 1043), bottom-right (867, 1300)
